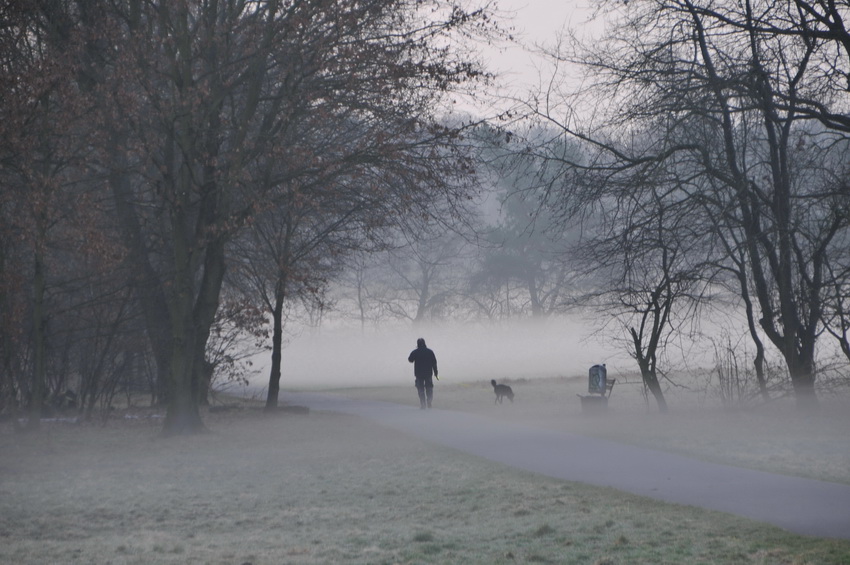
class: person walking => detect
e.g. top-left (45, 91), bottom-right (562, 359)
top-left (408, 338), bottom-right (438, 409)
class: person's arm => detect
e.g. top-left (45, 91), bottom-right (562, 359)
top-left (432, 351), bottom-right (438, 377)
top-left (408, 350), bottom-right (416, 363)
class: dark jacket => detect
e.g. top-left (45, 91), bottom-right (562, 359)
top-left (408, 345), bottom-right (438, 379)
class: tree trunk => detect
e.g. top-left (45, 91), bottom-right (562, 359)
top-left (28, 234), bottom-right (47, 431)
top-left (162, 337), bottom-right (204, 434)
top-left (265, 279), bottom-right (286, 410)
top-left (790, 370), bottom-right (818, 411)
top-left (108, 140), bottom-right (172, 406)
top-left (162, 377), bottom-right (203, 436)
top-left (0, 244), bottom-right (13, 416)
top-left (527, 275), bottom-right (543, 317)
top-left (162, 312), bottom-right (204, 435)
top-left (630, 327), bottom-right (669, 413)
top-left (191, 238), bottom-right (227, 408)
top-left (161, 191), bottom-right (205, 435)
top-left (413, 268), bottom-right (430, 325)
top-left (785, 339), bottom-right (819, 412)
top-left (753, 345), bottom-right (767, 400)
top-left (642, 368), bottom-right (668, 414)
top-left (688, 5), bottom-right (823, 411)
top-left (152, 127), bottom-right (226, 432)
top-left (739, 270), bottom-right (770, 401)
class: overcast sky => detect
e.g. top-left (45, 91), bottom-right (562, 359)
top-left (450, 0), bottom-right (603, 114)
top-left (485, 1), bottom-right (595, 88)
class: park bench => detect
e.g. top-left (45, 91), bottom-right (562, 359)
top-left (577, 364), bottom-right (614, 413)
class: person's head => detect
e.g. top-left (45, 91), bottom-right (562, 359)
top-left (417, 338), bottom-right (426, 348)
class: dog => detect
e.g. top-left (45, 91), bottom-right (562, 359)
top-left (491, 379), bottom-right (514, 404)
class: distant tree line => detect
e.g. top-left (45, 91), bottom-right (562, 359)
top-left (328, 127), bottom-right (586, 326)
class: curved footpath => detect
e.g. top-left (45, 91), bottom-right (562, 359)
top-left (286, 392), bottom-right (850, 541)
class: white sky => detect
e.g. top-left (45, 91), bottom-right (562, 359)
top-left (443, 0), bottom-right (605, 117)
top-left (481, 1), bottom-right (597, 94)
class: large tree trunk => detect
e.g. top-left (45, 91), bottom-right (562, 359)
top-left (162, 371), bottom-right (203, 435)
top-left (109, 141), bottom-right (173, 406)
top-left (162, 327), bottom-right (205, 434)
top-left (790, 369), bottom-right (818, 410)
top-left (163, 308), bottom-right (204, 434)
top-left (161, 171), bottom-right (205, 435)
top-left (153, 227), bottom-right (223, 434)
top-left (784, 335), bottom-right (819, 412)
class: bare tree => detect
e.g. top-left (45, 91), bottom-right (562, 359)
top-left (575, 154), bottom-right (713, 412)
top-left (2, 0), bottom-right (498, 435)
top-left (522, 0), bottom-right (850, 409)
top-left (0, 2), bottom-right (114, 427)
top-left (103, 0), bottom-right (496, 432)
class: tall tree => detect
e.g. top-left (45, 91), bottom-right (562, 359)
top-left (524, 0), bottom-right (850, 409)
top-left (225, 0), bottom-right (493, 409)
top-left (94, 0), bottom-right (493, 430)
top-left (2, 0), bottom-right (496, 432)
top-left (0, 1), bottom-right (100, 428)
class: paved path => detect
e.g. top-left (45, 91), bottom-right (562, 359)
top-left (287, 392), bottom-right (850, 541)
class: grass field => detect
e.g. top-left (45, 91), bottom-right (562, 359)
top-left (2, 377), bottom-right (849, 564)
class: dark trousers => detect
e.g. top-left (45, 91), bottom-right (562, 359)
top-left (415, 375), bottom-right (434, 407)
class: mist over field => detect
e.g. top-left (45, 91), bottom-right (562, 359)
top-left (250, 317), bottom-right (622, 390)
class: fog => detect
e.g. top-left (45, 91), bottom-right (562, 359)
top-left (248, 316), bottom-right (620, 390)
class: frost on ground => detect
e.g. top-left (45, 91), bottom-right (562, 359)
top-left (2, 378), bottom-right (850, 565)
